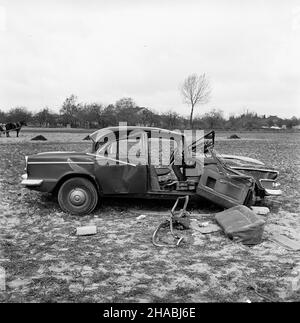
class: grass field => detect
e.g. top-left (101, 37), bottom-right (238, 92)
top-left (0, 129), bottom-right (300, 302)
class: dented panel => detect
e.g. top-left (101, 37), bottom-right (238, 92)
top-left (94, 164), bottom-right (148, 194)
top-left (197, 164), bottom-right (254, 208)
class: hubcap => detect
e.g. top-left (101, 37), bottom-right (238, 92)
top-left (69, 188), bottom-right (87, 206)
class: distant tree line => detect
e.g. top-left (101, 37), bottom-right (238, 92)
top-left (0, 95), bottom-right (299, 130)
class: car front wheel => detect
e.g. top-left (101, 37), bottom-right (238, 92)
top-left (58, 177), bottom-right (98, 215)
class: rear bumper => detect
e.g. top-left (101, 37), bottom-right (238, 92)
top-left (259, 179), bottom-right (282, 196)
top-left (21, 174), bottom-right (43, 186)
top-left (264, 188), bottom-right (282, 196)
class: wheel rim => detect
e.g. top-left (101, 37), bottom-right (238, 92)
top-left (69, 188), bottom-right (87, 206)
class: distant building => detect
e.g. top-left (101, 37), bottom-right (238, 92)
top-left (292, 125), bottom-right (300, 130)
top-left (281, 125), bottom-right (287, 129)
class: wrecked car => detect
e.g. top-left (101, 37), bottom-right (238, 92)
top-left (21, 126), bottom-right (282, 215)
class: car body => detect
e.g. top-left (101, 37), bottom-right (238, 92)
top-left (21, 126), bottom-right (282, 215)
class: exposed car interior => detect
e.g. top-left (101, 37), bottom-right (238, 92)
top-left (92, 129), bottom-right (255, 206)
top-left (148, 136), bottom-right (204, 192)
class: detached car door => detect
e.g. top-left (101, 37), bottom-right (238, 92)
top-left (93, 132), bottom-right (148, 194)
top-left (197, 150), bottom-right (254, 208)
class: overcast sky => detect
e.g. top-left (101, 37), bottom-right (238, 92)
top-left (0, 0), bottom-right (299, 118)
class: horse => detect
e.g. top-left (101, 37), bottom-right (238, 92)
top-left (4, 121), bottom-right (27, 137)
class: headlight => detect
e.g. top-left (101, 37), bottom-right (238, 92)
top-left (272, 182), bottom-right (280, 188)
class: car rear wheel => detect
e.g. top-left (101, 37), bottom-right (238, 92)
top-left (58, 177), bottom-right (98, 215)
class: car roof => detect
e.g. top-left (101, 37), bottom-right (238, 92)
top-left (89, 126), bottom-right (183, 141)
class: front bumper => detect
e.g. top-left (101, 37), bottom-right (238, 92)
top-left (21, 174), bottom-right (43, 186)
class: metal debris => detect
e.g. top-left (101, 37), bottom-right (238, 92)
top-left (251, 206), bottom-right (270, 216)
top-left (136, 214), bottom-right (147, 221)
top-left (76, 225), bottom-right (97, 236)
top-left (152, 196), bottom-right (189, 248)
top-left (190, 220), bottom-right (222, 234)
top-left (269, 233), bottom-right (300, 251)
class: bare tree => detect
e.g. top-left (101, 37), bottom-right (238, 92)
top-left (181, 73), bottom-right (211, 128)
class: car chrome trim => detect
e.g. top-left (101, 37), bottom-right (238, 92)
top-left (231, 166), bottom-right (279, 174)
top-left (27, 161), bottom-right (94, 164)
top-left (37, 151), bottom-right (76, 155)
top-left (24, 156), bottom-right (28, 172)
top-left (21, 179), bottom-right (43, 186)
top-left (219, 154), bottom-right (265, 166)
top-left (259, 179), bottom-right (281, 185)
top-left (86, 153), bottom-right (137, 167)
top-left (89, 126), bottom-right (182, 143)
top-left (264, 189), bottom-right (282, 196)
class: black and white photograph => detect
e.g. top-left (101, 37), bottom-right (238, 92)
top-left (0, 0), bottom-right (299, 306)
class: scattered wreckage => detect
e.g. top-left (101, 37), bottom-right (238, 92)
top-left (21, 126), bottom-right (282, 215)
top-left (151, 196), bottom-right (266, 247)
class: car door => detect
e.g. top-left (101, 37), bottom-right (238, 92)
top-left (196, 150), bottom-right (254, 208)
top-left (94, 132), bottom-right (148, 194)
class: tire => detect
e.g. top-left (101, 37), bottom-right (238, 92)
top-left (58, 177), bottom-right (98, 215)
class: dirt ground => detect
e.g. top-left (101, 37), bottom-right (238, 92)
top-left (0, 130), bottom-right (299, 302)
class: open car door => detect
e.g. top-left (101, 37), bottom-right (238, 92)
top-left (197, 148), bottom-right (255, 208)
